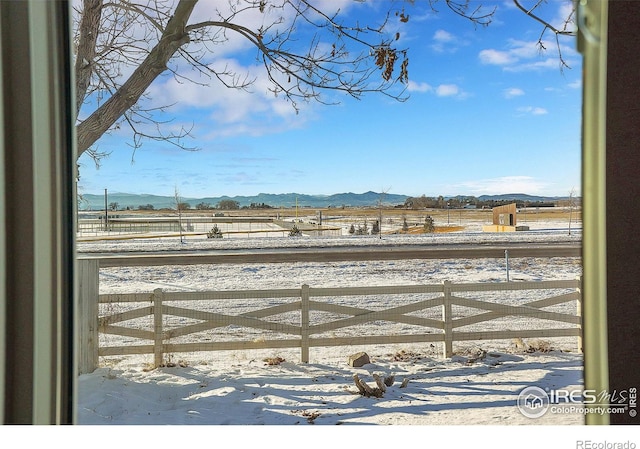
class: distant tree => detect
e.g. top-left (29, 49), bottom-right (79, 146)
top-left (217, 200), bottom-right (240, 210)
top-left (249, 202), bottom-right (274, 209)
top-left (403, 196), bottom-right (418, 209)
top-left (207, 225), bottom-right (223, 239)
top-left (376, 189), bottom-right (390, 239)
top-left (289, 225), bottom-right (302, 237)
top-left (402, 216), bottom-right (409, 232)
top-left (196, 202), bottom-right (212, 210)
top-left (108, 201), bottom-right (119, 211)
top-left (424, 215), bottom-right (435, 233)
top-left (446, 198), bottom-right (456, 208)
top-left (405, 195), bottom-right (444, 209)
top-left (174, 186), bottom-right (185, 244)
top-left (138, 204), bottom-right (154, 210)
top-left (355, 222), bottom-right (369, 235)
top-left (177, 202), bottom-right (191, 210)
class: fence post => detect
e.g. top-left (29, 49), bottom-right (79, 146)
top-left (77, 259), bottom-right (99, 374)
top-left (301, 284), bottom-right (310, 363)
top-left (576, 276), bottom-right (583, 353)
top-left (505, 249), bottom-right (510, 282)
top-left (442, 281), bottom-right (454, 358)
top-left (153, 288), bottom-right (164, 367)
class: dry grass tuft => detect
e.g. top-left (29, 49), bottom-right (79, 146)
top-left (526, 339), bottom-right (554, 353)
top-left (263, 356), bottom-right (285, 365)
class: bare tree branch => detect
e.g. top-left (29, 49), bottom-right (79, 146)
top-left (512, 0), bottom-right (576, 71)
top-left (441, 0), bottom-right (495, 26)
top-left (76, 0), bottom-right (197, 155)
top-left (74, 0), bottom-right (503, 162)
top-left (513, 0), bottom-right (575, 37)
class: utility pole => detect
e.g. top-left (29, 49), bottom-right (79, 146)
top-left (568, 187), bottom-right (575, 236)
top-left (378, 188), bottom-right (389, 240)
top-left (104, 188), bottom-right (108, 232)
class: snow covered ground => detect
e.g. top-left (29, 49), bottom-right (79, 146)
top-left (71, 218), bottom-right (636, 445)
top-left (78, 349), bottom-right (586, 426)
top-left (65, 220), bottom-right (640, 444)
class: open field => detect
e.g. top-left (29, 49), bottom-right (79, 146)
top-left (76, 213), bottom-right (589, 427)
top-left (92, 205), bottom-right (582, 223)
top-left (78, 206), bottom-right (581, 241)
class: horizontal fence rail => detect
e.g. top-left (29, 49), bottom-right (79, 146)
top-left (79, 243), bottom-right (582, 267)
top-left (80, 274), bottom-right (582, 372)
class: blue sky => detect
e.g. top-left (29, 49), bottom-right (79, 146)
top-left (76, 0), bottom-right (581, 199)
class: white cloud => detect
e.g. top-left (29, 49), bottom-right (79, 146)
top-left (149, 58), bottom-right (265, 111)
top-left (567, 79), bottom-right (582, 89)
top-left (504, 57), bottom-right (564, 72)
top-left (478, 49), bottom-right (516, 65)
top-left (433, 29), bottom-right (454, 43)
top-left (407, 81), bottom-right (467, 99)
top-left (430, 29), bottom-right (467, 53)
top-left (407, 80), bottom-right (432, 93)
top-left (436, 84), bottom-right (460, 97)
top-left (456, 176), bottom-right (550, 196)
top-left (146, 55), bottom-right (313, 141)
top-left (504, 87), bottom-right (525, 99)
top-left (479, 38), bottom-right (578, 72)
top-left (517, 106), bottom-right (548, 115)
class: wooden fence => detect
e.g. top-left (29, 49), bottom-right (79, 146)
top-left (78, 265), bottom-right (581, 373)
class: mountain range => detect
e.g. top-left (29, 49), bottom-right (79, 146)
top-left (78, 191), bottom-right (573, 211)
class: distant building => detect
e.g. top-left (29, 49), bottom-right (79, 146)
top-left (482, 203), bottom-right (530, 232)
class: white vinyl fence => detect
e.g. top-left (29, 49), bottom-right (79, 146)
top-left (77, 259), bottom-right (581, 373)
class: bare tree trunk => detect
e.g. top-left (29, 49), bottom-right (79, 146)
top-left (75, 0), bottom-right (198, 156)
top-left (174, 186), bottom-right (185, 244)
top-left (74, 0), bottom-right (103, 116)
